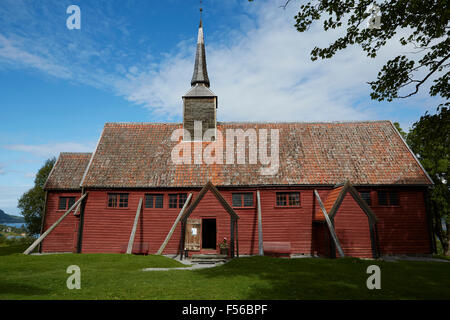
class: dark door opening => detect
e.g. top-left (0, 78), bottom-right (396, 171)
top-left (202, 219), bottom-right (216, 249)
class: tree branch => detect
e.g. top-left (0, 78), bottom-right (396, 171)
top-left (279, 0), bottom-right (292, 9)
top-left (398, 53), bottom-right (450, 98)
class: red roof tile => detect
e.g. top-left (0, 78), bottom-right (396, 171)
top-left (314, 186), bottom-right (344, 221)
top-left (77, 121), bottom-right (431, 188)
top-left (44, 153), bottom-right (92, 190)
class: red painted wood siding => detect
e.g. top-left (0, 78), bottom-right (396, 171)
top-left (81, 190), bottom-right (189, 254)
top-left (79, 188), bottom-right (314, 255)
top-left (372, 189), bottom-right (431, 255)
top-left (40, 187), bottom-right (431, 257)
top-left (311, 223), bottom-right (331, 256)
top-left (187, 189), bottom-right (231, 255)
top-left (40, 191), bottom-right (80, 253)
top-left (333, 193), bottom-right (373, 258)
top-left (255, 189), bottom-right (313, 254)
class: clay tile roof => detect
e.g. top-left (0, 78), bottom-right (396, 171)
top-left (44, 153), bottom-right (92, 190)
top-left (314, 186), bottom-right (344, 221)
top-left (80, 121), bottom-right (432, 188)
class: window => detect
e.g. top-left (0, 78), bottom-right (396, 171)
top-left (169, 193), bottom-right (188, 208)
top-left (145, 194), bottom-right (163, 208)
top-left (232, 193), bottom-right (254, 208)
top-left (169, 194), bottom-right (178, 208)
top-left (377, 191), bottom-right (399, 206)
top-left (108, 193), bottom-right (129, 208)
top-left (179, 193), bottom-right (188, 208)
top-left (58, 197), bottom-right (76, 210)
top-left (360, 191), bottom-right (372, 206)
top-left (276, 192), bottom-right (300, 207)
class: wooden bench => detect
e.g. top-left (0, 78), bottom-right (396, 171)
top-left (120, 243), bottom-right (149, 255)
top-left (263, 242), bottom-right (291, 257)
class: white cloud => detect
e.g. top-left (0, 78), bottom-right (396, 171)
top-left (4, 142), bottom-right (95, 158)
top-left (0, 34), bottom-right (72, 79)
top-left (0, 1), bottom-right (442, 126)
top-left (115, 2), bottom-right (437, 123)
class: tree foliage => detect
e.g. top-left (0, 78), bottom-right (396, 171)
top-left (393, 121), bottom-right (407, 139)
top-left (18, 158), bottom-right (55, 236)
top-left (407, 107), bottom-right (449, 255)
top-left (269, 0), bottom-right (449, 106)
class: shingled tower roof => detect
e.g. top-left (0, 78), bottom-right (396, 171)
top-left (190, 17), bottom-right (210, 87)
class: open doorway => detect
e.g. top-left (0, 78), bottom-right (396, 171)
top-left (202, 219), bottom-right (216, 249)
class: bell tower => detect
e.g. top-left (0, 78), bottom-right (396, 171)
top-left (182, 8), bottom-right (217, 141)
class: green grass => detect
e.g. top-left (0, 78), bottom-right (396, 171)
top-left (0, 244), bottom-right (31, 255)
top-left (0, 245), bottom-right (449, 300)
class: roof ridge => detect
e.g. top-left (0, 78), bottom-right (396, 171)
top-left (105, 122), bottom-right (181, 125)
top-left (217, 120), bottom-right (391, 124)
top-left (102, 120), bottom-right (391, 126)
top-left (60, 152), bottom-right (92, 155)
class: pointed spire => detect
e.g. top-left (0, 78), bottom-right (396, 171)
top-left (191, 5), bottom-right (210, 87)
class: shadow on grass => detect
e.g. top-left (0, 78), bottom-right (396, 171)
top-left (189, 256), bottom-right (392, 300)
top-left (0, 280), bottom-right (51, 297)
top-left (0, 245), bottom-right (30, 256)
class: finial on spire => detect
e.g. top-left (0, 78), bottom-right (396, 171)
top-left (199, 0), bottom-right (203, 26)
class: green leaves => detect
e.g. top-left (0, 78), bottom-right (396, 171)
top-left (287, 0), bottom-right (450, 103)
top-left (18, 157), bottom-right (55, 236)
top-left (369, 56), bottom-right (415, 101)
top-left (407, 107), bottom-right (449, 254)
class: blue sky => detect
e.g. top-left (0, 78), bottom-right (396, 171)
top-left (0, 0), bottom-right (442, 215)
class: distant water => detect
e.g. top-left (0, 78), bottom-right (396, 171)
top-left (2, 222), bottom-right (25, 228)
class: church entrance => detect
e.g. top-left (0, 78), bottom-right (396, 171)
top-left (201, 219), bottom-right (216, 249)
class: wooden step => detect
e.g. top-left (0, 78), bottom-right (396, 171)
top-left (191, 254), bottom-right (227, 259)
top-left (191, 254), bottom-right (228, 264)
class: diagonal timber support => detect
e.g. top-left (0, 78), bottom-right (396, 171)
top-left (314, 190), bottom-right (345, 258)
top-left (256, 190), bottom-right (264, 256)
top-left (157, 193), bottom-right (193, 255)
top-left (126, 197), bottom-right (143, 254)
top-left (23, 193), bottom-right (88, 255)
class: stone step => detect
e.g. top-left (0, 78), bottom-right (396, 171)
top-left (190, 254), bottom-right (229, 265)
top-left (195, 260), bottom-right (227, 264)
top-left (191, 254), bottom-right (228, 260)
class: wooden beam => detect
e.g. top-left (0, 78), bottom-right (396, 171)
top-left (179, 221), bottom-right (185, 260)
top-left (157, 193), bottom-right (192, 255)
top-left (126, 197), bottom-right (143, 254)
top-left (23, 193), bottom-right (88, 255)
top-left (235, 219), bottom-right (239, 258)
top-left (76, 190), bottom-right (87, 254)
top-left (328, 181), bottom-right (350, 219)
top-left (256, 190), bottom-right (264, 256)
top-left (230, 219), bottom-right (235, 258)
top-left (73, 202), bottom-right (81, 216)
top-left (314, 190), bottom-right (345, 258)
top-left (37, 190), bottom-right (48, 254)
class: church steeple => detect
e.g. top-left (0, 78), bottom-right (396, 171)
top-left (182, 4), bottom-right (217, 141)
top-left (190, 8), bottom-right (210, 87)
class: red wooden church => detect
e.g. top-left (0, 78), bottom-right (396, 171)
top-left (37, 18), bottom-right (435, 259)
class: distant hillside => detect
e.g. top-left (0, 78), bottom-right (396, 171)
top-left (0, 209), bottom-right (25, 223)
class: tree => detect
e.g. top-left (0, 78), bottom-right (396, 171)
top-left (407, 107), bottom-right (449, 255)
top-left (253, 0), bottom-right (449, 108)
top-left (393, 121), bottom-right (407, 139)
top-left (18, 158), bottom-right (56, 236)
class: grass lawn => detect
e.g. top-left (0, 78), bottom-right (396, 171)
top-left (0, 245), bottom-right (449, 300)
